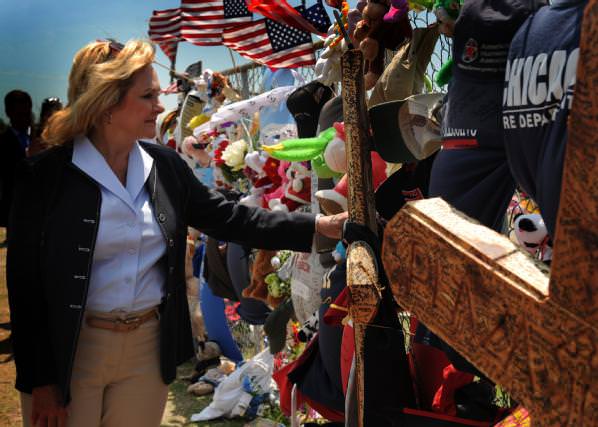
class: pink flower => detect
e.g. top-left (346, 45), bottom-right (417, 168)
top-left (224, 301), bottom-right (241, 322)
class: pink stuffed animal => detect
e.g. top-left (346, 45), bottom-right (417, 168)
top-left (384, 0), bottom-right (409, 23)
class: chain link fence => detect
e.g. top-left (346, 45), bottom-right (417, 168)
top-left (411, 11), bottom-right (452, 91)
top-left (220, 11), bottom-right (452, 99)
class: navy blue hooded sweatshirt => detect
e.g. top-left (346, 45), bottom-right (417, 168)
top-left (503, 0), bottom-right (586, 237)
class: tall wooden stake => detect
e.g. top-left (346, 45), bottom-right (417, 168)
top-left (341, 48), bottom-right (379, 427)
top-left (341, 49), bottom-right (377, 232)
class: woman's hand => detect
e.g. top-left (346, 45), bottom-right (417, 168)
top-left (32, 385), bottom-right (68, 427)
top-left (315, 212), bottom-right (348, 240)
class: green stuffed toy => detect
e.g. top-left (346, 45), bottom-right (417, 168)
top-left (262, 127), bottom-right (336, 161)
top-left (435, 60), bottom-right (453, 87)
top-left (434, 0), bottom-right (461, 19)
top-left (264, 272), bottom-right (290, 299)
top-left (262, 127), bottom-right (343, 178)
top-left (312, 154), bottom-right (340, 179)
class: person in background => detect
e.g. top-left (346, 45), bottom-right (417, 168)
top-left (7, 39), bottom-right (345, 427)
top-left (28, 97), bottom-right (63, 156)
top-left (0, 90), bottom-right (33, 247)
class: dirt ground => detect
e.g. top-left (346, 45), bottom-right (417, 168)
top-left (0, 229), bottom-right (20, 427)
top-left (0, 228), bottom-right (248, 427)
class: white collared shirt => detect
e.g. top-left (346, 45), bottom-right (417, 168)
top-left (72, 136), bottom-right (166, 313)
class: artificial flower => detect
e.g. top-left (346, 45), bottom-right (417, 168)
top-left (221, 139), bottom-right (248, 171)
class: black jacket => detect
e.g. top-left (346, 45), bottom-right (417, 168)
top-left (0, 127), bottom-right (26, 226)
top-left (6, 141), bottom-right (315, 403)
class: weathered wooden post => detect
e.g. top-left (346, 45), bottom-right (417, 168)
top-left (381, 2), bottom-right (598, 425)
top-left (341, 47), bottom-right (382, 427)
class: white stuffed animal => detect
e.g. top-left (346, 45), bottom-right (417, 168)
top-left (513, 213), bottom-right (552, 261)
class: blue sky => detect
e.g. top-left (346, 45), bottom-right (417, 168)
top-left (0, 0), bottom-right (261, 122)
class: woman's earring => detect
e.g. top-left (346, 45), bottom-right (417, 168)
top-left (107, 112), bottom-right (112, 125)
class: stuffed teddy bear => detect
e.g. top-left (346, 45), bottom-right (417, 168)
top-left (353, 0), bottom-right (413, 89)
top-left (242, 249), bottom-right (286, 307)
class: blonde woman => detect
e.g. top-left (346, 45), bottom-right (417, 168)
top-left (7, 39), bottom-right (345, 427)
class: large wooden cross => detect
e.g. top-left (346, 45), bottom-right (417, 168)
top-left (381, 2), bottom-right (598, 425)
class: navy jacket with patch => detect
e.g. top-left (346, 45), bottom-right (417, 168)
top-left (503, 0), bottom-right (586, 236)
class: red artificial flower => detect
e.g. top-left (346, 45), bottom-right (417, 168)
top-left (274, 353), bottom-right (285, 371)
top-left (291, 322), bottom-right (300, 344)
top-left (213, 140), bottom-right (230, 167)
top-left (224, 300), bottom-right (241, 322)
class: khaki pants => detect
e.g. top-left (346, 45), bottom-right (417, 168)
top-left (21, 309), bottom-right (168, 427)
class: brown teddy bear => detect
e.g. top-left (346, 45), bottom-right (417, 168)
top-left (352, 0), bottom-right (413, 89)
top-left (242, 249), bottom-right (285, 307)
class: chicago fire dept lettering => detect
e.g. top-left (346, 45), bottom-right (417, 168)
top-left (502, 48), bottom-right (579, 129)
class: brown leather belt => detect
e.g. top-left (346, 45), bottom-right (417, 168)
top-left (86, 308), bottom-right (159, 332)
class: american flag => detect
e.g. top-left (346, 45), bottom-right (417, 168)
top-left (222, 17), bottom-right (315, 69)
top-left (148, 0), bottom-right (253, 53)
top-left (298, 0), bottom-right (332, 35)
top-left (181, 0), bottom-right (252, 45)
top-left (247, 0), bottom-right (327, 36)
top-left (148, 7), bottom-right (181, 61)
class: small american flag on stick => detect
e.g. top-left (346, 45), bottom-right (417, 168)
top-left (222, 18), bottom-right (316, 69)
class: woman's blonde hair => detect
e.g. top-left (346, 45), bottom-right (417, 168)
top-left (43, 39), bottom-right (155, 146)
